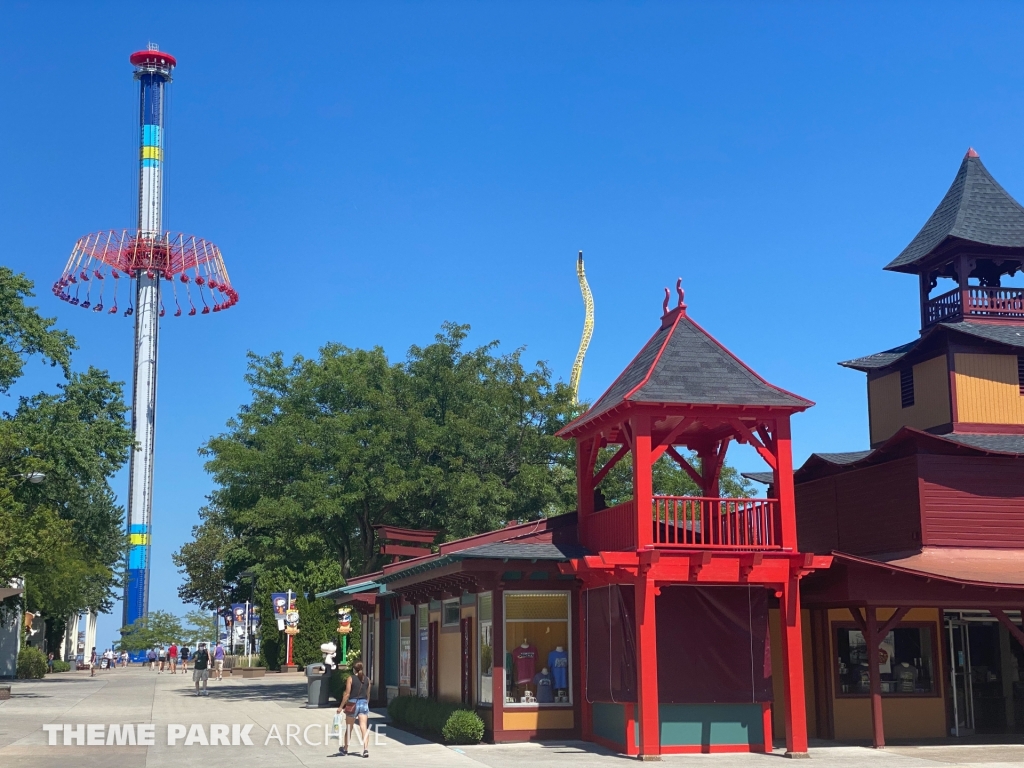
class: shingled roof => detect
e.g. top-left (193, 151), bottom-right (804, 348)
top-left (561, 301), bottom-right (811, 435)
top-left (839, 321), bottom-right (1024, 372)
top-left (886, 149), bottom-right (1024, 273)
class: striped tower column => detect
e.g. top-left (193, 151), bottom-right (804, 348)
top-left (123, 46), bottom-right (175, 634)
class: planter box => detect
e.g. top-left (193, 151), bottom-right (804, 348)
top-left (0, 685), bottom-right (10, 700)
top-left (231, 667), bottom-right (266, 678)
top-left (280, 664), bottom-right (299, 673)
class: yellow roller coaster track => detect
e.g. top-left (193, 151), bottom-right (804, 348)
top-left (570, 250), bottom-right (595, 402)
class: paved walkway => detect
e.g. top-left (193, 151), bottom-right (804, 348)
top-left (1, 668), bottom-right (1022, 767)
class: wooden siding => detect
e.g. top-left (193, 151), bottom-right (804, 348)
top-left (794, 457), bottom-right (921, 556)
top-left (795, 478), bottom-right (840, 554)
top-left (919, 454), bottom-right (1024, 547)
top-left (869, 356), bottom-right (951, 445)
top-left (952, 353), bottom-right (1024, 425)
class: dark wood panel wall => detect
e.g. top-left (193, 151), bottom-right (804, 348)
top-left (919, 455), bottom-right (1024, 547)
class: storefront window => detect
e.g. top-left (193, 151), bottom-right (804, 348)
top-left (365, 615), bottom-right (375, 682)
top-left (417, 605), bottom-right (428, 697)
top-left (478, 592), bottom-right (493, 704)
top-left (503, 591), bottom-right (571, 706)
top-left (834, 624), bottom-right (936, 696)
top-left (399, 617), bottom-right (411, 688)
top-left (442, 599), bottom-right (460, 627)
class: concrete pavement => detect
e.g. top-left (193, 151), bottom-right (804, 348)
top-left (1, 667), bottom-right (1023, 767)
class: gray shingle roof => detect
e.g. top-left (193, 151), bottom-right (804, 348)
top-left (813, 451), bottom-right (873, 465)
top-left (887, 150), bottom-right (1024, 272)
top-left (942, 433), bottom-right (1024, 454)
top-left (839, 321), bottom-right (1024, 372)
top-left (564, 308), bottom-right (811, 433)
top-left (455, 542), bottom-right (588, 560)
top-left (741, 471), bottom-right (775, 485)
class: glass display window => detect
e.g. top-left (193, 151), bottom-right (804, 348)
top-left (833, 622), bottom-right (937, 697)
top-left (478, 592), bottom-right (493, 705)
top-left (503, 591), bottom-right (571, 706)
top-left (442, 599), bottom-right (460, 627)
top-left (399, 617), bottom-right (412, 688)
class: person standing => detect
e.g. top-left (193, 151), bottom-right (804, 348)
top-left (213, 641), bottom-right (225, 681)
top-left (168, 642), bottom-right (179, 674)
top-left (47, 652), bottom-right (54, 673)
top-left (180, 645), bottom-right (190, 673)
top-left (121, 650), bottom-right (129, 668)
top-left (158, 646), bottom-right (167, 673)
top-left (146, 647), bottom-right (157, 670)
top-left (337, 661), bottom-right (372, 758)
top-left (89, 647), bottom-right (97, 678)
top-left (191, 642), bottom-right (211, 696)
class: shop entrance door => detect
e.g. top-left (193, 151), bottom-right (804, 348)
top-left (945, 611), bottom-right (1024, 736)
top-left (947, 617), bottom-right (974, 736)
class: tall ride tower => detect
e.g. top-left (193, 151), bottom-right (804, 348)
top-left (53, 46), bottom-right (238, 631)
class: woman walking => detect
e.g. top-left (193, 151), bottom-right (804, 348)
top-left (180, 645), bottom-right (190, 673)
top-left (336, 661), bottom-right (372, 758)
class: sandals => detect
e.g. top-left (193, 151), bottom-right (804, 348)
top-left (363, 750), bottom-right (369, 758)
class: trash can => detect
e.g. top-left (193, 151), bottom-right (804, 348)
top-left (305, 663), bottom-right (332, 708)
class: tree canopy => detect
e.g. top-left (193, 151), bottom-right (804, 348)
top-left (175, 323), bottom-right (578, 605)
top-left (0, 267), bottom-right (131, 648)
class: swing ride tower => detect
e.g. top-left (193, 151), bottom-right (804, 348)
top-left (52, 46), bottom-right (238, 632)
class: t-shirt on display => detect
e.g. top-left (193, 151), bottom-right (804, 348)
top-left (548, 649), bottom-right (569, 689)
top-left (512, 645), bottom-right (537, 684)
top-left (533, 671), bottom-right (554, 703)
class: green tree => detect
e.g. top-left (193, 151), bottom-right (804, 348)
top-left (0, 269), bottom-right (131, 651)
top-left (183, 610), bottom-right (217, 646)
top-left (116, 611), bottom-right (185, 653)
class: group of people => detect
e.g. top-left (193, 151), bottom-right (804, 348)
top-left (83, 647), bottom-right (129, 676)
top-left (145, 641), bottom-right (226, 685)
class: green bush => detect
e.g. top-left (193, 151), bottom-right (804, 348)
top-left (387, 696), bottom-right (482, 743)
top-left (441, 709), bottom-right (485, 744)
top-left (50, 660), bottom-right (71, 673)
top-left (329, 668), bottom-right (350, 702)
top-left (17, 647), bottom-right (47, 679)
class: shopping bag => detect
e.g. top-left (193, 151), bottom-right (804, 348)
top-left (331, 714), bottom-right (343, 738)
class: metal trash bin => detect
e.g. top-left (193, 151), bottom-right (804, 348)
top-left (305, 663), bottom-right (332, 708)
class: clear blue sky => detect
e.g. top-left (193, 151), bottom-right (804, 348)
top-left (4, 2), bottom-right (1024, 647)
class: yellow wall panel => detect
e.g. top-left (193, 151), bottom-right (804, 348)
top-left (438, 629), bottom-right (461, 702)
top-left (953, 353), bottom-right (1024, 425)
top-left (868, 356), bottom-right (950, 444)
top-left (769, 609), bottom-right (817, 739)
top-left (503, 709), bottom-right (574, 731)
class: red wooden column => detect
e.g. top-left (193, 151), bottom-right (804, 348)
top-left (779, 577), bottom-right (809, 757)
top-left (576, 586), bottom-right (592, 742)
top-left (631, 414), bottom-right (654, 548)
top-left (635, 569), bottom-right (661, 760)
top-left (773, 416), bottom-right (798, 549)
top-left (865, 607), bottom-right (885, 749)
top-left (576, 437), bottom-right (596, 543)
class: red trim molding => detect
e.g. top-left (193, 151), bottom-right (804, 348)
top-left (952, 423), bottom-right (1024, 435)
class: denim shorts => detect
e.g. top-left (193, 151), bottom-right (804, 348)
top-left (352, 699), bottom-right (369, 716)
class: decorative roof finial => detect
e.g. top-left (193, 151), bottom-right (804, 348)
top-left (662, 287), bottom-right (670, 316)
top-left (676, 278), bottom-right (686, 311)
top-left (966, 147), bottom-right (979, 158)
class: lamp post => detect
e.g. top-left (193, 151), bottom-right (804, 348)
top-left (238, 571), bottom-right (256, 661)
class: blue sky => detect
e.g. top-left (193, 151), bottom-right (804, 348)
top-left (4, 2), bottom-right (1024, 647)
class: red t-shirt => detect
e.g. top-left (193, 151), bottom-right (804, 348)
top-left (512, 645), bottom-right (537, 684)
top-left (168, 645), bottom-right (178, 658)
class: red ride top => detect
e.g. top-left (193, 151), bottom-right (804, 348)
top-left (130, 49), bottom-right (177, 68)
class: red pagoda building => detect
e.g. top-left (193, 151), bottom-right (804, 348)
top-left (558, 283), bottom-right (830, 759)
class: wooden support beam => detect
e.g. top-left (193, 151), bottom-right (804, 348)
top-left (649, 419), bottom-right (694, 462)
top-left (756, 424), bottom-right (776, 454)
top-left (991, 609), bottom-right (1024, 649)
top-left (878, 607), bottom-right (911, 639)
top-left (780, 577), bottom-right (809, 757)
top-left (665, 445), bottom-right (703, 487)
top-left (865, 607), bottom-right (885, 749)
top-left (591, 443), bottom-right (629, 489)
top-left (730, 419), bottom-right (777, 470)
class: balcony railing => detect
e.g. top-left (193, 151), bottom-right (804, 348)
top-left (924, 286), bottom-right (1024, 327)
top-left (585, 500), bottom-right (636, 552)
top-left (652, 496), bottom-right (780, 549)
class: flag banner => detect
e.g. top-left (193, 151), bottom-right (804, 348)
top-left (271, 593), bottom-right (288, 620)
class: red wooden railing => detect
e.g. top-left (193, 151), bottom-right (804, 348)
top-left (652, 496), bottom-right (780, 549)
top-left (924, 286), bottom-right (1024, 327)
top-left (585, 500), bottom-right (636, 552)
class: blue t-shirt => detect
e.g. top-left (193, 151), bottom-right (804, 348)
top-left (548, 649), bottom-right (568, 689)
top-left (533, 672), bottom-right (554, 703)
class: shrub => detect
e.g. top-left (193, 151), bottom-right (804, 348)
top-left (50, 660), bottom-right (71, 673)
top-left (441, 709), bottom-right (484, 744)
top-left (17, 647), bottom-right (47, 679)
top-left (387, 696), bottom-right (482, 743)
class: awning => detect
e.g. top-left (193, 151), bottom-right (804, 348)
top-left (833, 548), bottom-right (1024, 588)
top-left (316, 579), bottom-right (385, 600)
